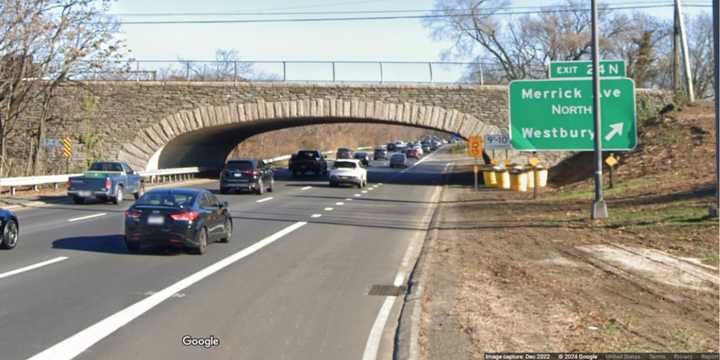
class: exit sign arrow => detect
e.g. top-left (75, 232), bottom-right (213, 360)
top-left (604, 123), bottom-right (624, 141)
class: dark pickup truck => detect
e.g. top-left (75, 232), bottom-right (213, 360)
top-left (67, 161), bottom-right (144, 205)
top-left (289, 150), bottom-right (327, 177)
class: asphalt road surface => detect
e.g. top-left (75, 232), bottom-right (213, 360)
top-left (0, 149), bottom-right (454, 360)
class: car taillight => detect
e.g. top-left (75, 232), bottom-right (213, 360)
top-left (243, 170), bottom-right (261, 176)
top-left (104, 178), bottom-right (111, 189)
top-left (169, 211), bottom-right (199, 222)
top-left (125, 209), bottom-right (142, 220)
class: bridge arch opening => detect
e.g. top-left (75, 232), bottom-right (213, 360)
top-left (118, 99), bottom-right (502, 170)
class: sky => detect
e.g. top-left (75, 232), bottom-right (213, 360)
top-left (107, 0), bottom-right (711, 82)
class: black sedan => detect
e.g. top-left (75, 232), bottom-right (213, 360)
top-left (0, 209), bottom-right (19, 250)
top-left (124, 188), bottom-right (232, 255)
top-left (353, 151), bottom-right (370, 166)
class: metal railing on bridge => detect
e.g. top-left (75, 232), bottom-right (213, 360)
top-left (72, 60), bottom-right (539, 84)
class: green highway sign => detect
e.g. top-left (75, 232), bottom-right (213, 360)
top-left (549, 60), bottom-right (626, 78)
top-left (508, 78), bottom-right (636, 151)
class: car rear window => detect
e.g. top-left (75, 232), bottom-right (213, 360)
top-left (226, 161), bottom-right (254, 171)
top-left (89, 162), bottom-right (123, 172)
top-left (297, 151), bottom-right (319, 159)
top-left (136, 192), bottom-right (195, 208)
top-left (334, 161), bottom-right (357, 169)
top-left (392, 154), bottom-right (406, 160)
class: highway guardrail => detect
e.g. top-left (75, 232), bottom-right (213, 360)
top-left (0, 146), bottom-right (376, 195)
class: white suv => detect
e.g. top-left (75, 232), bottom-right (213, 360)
top-left (329, 159), bottom-right (367, 188)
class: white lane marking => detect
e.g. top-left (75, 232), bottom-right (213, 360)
top-left (68, 213), bottom-right (106, 222)
top-left (354, 194), bottom-right (362, 197)
top-left (393, 272), bottom-right (405, 287)
top-left (378, 183), bottom-right (383, 186)
top-left (311, 214), bottom-right (322, 218)
top-left (27, 222), bottom-right (307, 360)
top-left (335, 202), bottom-right (344, 206)
top-left (362, 297), bottom-right (397, 360)
top-left (345, 198), bottom-right (352, 201)
top-left (362, 190), bottom-right (368, 194)
top-left (362, 227), bottom-right (426, 360)
top-left (324, 207), bottom-right (334, 211)
top-left (368, 188), bottom-right (374, 191)
top-left (301, 186), bottom-right (312, 190)
top-left (256, 197), bottom-right (273, 203)
top-left (0, 257), bottom-right (68, 280)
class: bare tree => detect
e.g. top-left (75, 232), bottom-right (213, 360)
top-left (687, 13), bottom-right (713, 98)
top-left (424, 0), bottom-right (677, 87)
top-left (0, 0), bottom-right (125, 176)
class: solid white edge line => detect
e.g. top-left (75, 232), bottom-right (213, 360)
top-left (67, 213), bottom-right (107, 222)
top-left (256, 197), bottom-right (274, 203)
top-left (0, 257), bottom-right (68, 280)
top-left (301, 186), bottom-right (312, 190)
top-left (361, 296), bottom-right (397, 360)
top-left (26, 221), bottom-right (307, 360)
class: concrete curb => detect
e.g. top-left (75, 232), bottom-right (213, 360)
top-left (394, 162), bottom-right (452, 360)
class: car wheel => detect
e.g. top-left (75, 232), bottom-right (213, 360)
top-left (114, 186), bottom-right (124, 205)
top-left (133, 183), bottom-right (145, 200)
top-left (0, 219), bottom-right (18, 250)
top-left (126, 239), bottom-right (141, 254)
top-left (192, 227), bottom-right (208, 255)
top-left (220, 218), bottom-right (232, 243)
top-left (256, 180), bottom-right (264, 195)
top-left (72, 196), bottom-right (85, 205)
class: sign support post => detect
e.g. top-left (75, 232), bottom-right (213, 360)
top-left (474, 158), bottom-right (479, 192)
top-left (712, 0), bottom-right (719, 217)
top-left (590, 0), bottom-right (608, 219)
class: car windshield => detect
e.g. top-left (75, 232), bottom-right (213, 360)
top-left (226, 161), bottom-right (254, 171)
top-left (354, 152), bottom-right (367, 158)
top-left (333, 161), bottom-right (357, 169)
top-left (89, 162), bottom-right (123, 172)
top-left (391, 154), bottom-right (405, 160)
top-left (135, 192), bottom-right (196, 208)
top-left (297, 151), bottom-right (319, 159)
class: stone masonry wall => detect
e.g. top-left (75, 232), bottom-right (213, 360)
top-left (7, 82), bottom-right (672, 174)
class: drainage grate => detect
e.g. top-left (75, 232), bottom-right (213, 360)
top-left (368, 284), bottom-right (406, 296)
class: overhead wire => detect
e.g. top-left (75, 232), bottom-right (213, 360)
top-left (113, 3), bottom-right (710, 25)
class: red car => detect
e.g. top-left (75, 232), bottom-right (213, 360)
top-left (406, 148), bottom-right (420, 159)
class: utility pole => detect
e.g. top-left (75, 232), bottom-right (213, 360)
top-left (672, 6), bottom-right (680, 92)
top-left (712, 0), bottom-right (719, 218)
top-left (591, 0), bottom-right (608, 219)
top-left (675, 0), bottom-right (695, 102)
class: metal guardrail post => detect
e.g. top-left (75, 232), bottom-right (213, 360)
top-left (186, 63), bottom-right (191, 81)
top-left (332, 62), bottom-right (336, 82)
top-left (136, 61), bottom-right (141, 82)
top-left (234, 61), bottom-right (238, 82)
top-left (479, 63), bottom-right (485, 85)
top-left (428, 62), bottom-right (433, 82)
top-left (379, 62), bottom-right (383, 83)
top-left (283, 61), bottom-right (287, 82)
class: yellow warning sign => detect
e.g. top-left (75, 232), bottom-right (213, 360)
top-left (605, 154), bottom-right (618, 167)
top-left (468, 135), bottom-right (484, 158)
top-left (62, 137), bottom-right (72, 158)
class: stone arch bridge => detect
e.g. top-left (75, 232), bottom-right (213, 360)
top-left (16, 82), bottom-right (670, 171)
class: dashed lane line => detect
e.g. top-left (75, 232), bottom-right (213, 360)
top-left (0, 257), bottom-right (69, 280)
